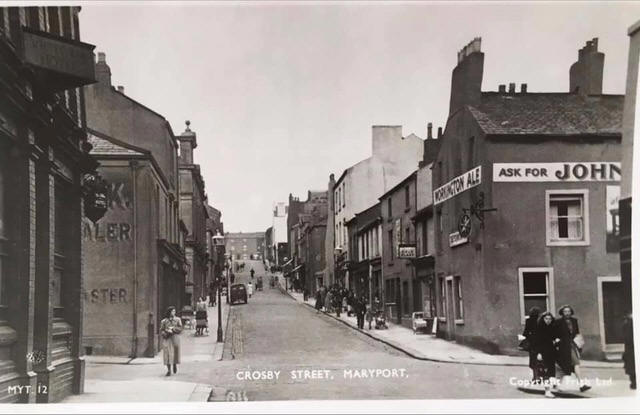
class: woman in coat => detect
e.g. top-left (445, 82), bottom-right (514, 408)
top-left (314, 287), bottom-right (324, 313)
top-left (195, 297), bottom-right (208, 336)
top-left (522, 306), bottom-right (541, 379)
top-left (533, 311), bottom-right (558, 398)
top-left (160, 306), bottom-right (183, 376)
top-left (555, 305), bottom-right (590, 392)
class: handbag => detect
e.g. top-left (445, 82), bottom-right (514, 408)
top-left (573, 333), bottom-right (585, 350)
top-left (518, 338), bottom-right (531, 352)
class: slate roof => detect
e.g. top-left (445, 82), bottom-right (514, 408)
top-left (88, 133), bottom-right (145, 156)
top-left (468, 92), bottom-right (623, 136)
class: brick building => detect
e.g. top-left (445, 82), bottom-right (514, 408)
top-left (177, 122), bottom-right (209, 306)
top-left (205, 204), bottom-right (224, 299)
top-left (432, 37), bottom-right (623, 359)
top-left (0, 6), bottom-right (100, 402)
top-left (82, 53), bottom-right (187, 358)
top-left (226, 232), bottom-right (265, 261)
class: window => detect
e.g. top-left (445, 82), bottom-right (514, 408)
top-left (53, 181), bottom-right (71, 316)
top-left (546, 190), bottom-right (589, 246)
top-left (387, 198), bottom-right (392, 218)
top-left (454, 276), bottom-right (464, 323)
top-left (47, 7), bottom-right (61, 35)
top-left (518, 268), bottom-right (555, 324)
top-left (422, 220), bottom-right (428, 255)
top-left (342, 184), bottom-right (346, 208)
top-left (373, 227), bottom-right (379, 257)
top-left (405, 227), bottom-right (410, 244)
top-left (405, 185), bottom-right (410, 208)
top-left (388, 230), bottom-right (394, 261)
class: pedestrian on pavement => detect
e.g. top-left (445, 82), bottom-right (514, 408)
top-left (333, 289), bottom-right (343, 317)
top-left (247, 282), bottom-right (254, 298)
top-left (554, 305), bottom-right (590, 392)
top-left (195, 297), bottom-right (208, 336)
top-left (522, 306), bottom-right (541, 380)
top-left (355, 296), bottom-right (366, 329)
top-left (623, 312), bottom-right (636, 390)
top-left (320, 284), bottom-right (327, 312)
top-left (160, 306), bottom-right (182, 376)
top-left (315, 287), bottom-right (324, 313)
top-left (325, 289), bottom-right (333, 314)
top-left (534, 311), bottom-right (558, 398)
top-left (209, 289), bottom-right (216, 307)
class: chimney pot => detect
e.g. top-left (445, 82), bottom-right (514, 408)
top-left (520, 83), bottom-right (527, 93)
top-left (117, 85), bottom-right (124, 93)
top-left (97, 52), bottom-right (106, 63)
top-left (498, 84), bottom-right (506, 93)
top-left (427, 123), bottom-right (433, 139)
top-left (508, 83), bottom-right (516, 94)
top-left (437, 127), bottom-right (443, 139)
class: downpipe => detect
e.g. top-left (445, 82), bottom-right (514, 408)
top-left (130, 161), bottom-right (139, 358)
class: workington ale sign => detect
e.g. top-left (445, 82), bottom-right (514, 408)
top-left (433, 166), bottom-right (482, 205)
top-left (493, 162), bottom-right (621, 182)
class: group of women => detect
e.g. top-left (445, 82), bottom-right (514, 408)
top-left (522, 304), bottom-right (591, 398)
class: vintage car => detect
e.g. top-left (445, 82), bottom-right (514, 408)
top-left (230, 283), bottom-right (248, 305)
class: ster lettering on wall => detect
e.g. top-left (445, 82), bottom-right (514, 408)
top-left (86, 288), bottom-right (128, 304)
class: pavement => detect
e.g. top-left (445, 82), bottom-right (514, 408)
top-left (276, 277), bottom-right (622, 369)
top-left (62, 300), bottom-right (230, 403)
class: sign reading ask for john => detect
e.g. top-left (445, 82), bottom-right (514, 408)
top-left (493, 162), bottom-right (621, 182)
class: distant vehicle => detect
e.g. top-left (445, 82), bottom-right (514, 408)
top-left (230, 284), bottom-right (248, 305)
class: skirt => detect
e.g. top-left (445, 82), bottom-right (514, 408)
top-left (195, 310), bottom-right (208, 327)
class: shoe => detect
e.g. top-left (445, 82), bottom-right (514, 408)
top-left (579, 384), bottom-right (591, 392)
top-left (165, 371), bottom-right (171, 376)
top-left (544, 390), bottom-right (555, 399)
top-left (173, 364), bottom-right (177, 374)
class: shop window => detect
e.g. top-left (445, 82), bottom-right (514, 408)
top-left (0, 150), bottom-right (6, 307)
top-left (546, 190), bottom-right (589, 246)
top-left (518, 268), bottom-right (555, 324)
top-left (438, 276), bottom-right (446, 320)
top-left (454, 276), bottom-right (464, 323)
top-left (53, 181), bottom-right (71, 317)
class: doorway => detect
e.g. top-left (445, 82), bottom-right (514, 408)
top-left (598, 276), bottom-right (625, 356)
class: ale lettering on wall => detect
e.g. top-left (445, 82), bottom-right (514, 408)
top-left (83, 220), bottom-right (132, 242)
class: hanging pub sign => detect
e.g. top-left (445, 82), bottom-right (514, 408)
top-left (433, 166), bottom-right (482, 206)
top-left (397, 244), bottom-right (417, 259)
top-left (83, 173), bottom-right (109, 224)
top-left (493, 162), bottom-right (621, 182)
top-left (449, 231), bottom-right (469, 248)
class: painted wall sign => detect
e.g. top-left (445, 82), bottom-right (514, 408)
top-left (397, 244), bottom-right (417, 259)
top-left (86, 288), bottom-right (128, 304)
top-left (433, 166), bottom-right (482, 206)
top-left (83, 221), bottom-right (132, 242)
top-left (449, 231), bottom-right (469, 248)
top-left (493, 162), bottom-right (621, 182)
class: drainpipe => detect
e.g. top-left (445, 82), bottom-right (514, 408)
top-left (130, 161), bottom-right (139, 358)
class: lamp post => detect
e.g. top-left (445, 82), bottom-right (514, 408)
top-left (212, 231), bottom-right (225, 343)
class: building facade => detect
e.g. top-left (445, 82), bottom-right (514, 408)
top-left (333, 126), bottom-right (424, 290)
top-left (348, 203), bottom-right (383, 304)
top-left (271, 202), bottom-right (288, 266)
top-left (433, 37), bottom-right (623, 359)
top-left (380, 171), bottom-right (419, 326)
top-left (205, 204), bottom-right (224, 300)
top-left (83, 53), bottom-right (187, 358)
top-left (0, 6), bottom-right (101, 402)
top-left (226, 232), bottom-right (265, 261)
top-left (177, 122), bottom-right (209, 307)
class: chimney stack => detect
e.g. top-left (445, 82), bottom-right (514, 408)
top-left (117, 85), bottom-right (125, 94)
top-left (520, 83), bottom-right (527, 93)
top-left (508, 83), bottom-right (516, 94)
top-left (498, 84), bottom-right (506, 93)
top-left (570, 37), bottom-right (604, 95)
top-left (177, 120), bottom-right (197, 165)
top-left (95, 51), bottom-right (111, 85)
top-left (437, 127), bottom-right (443, 139)
top-left (427, 123), bottom-right (433, 139)
top-left (449, 37), bottom-right (484, 115)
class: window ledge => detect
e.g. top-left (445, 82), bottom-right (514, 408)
top-left (438, 317), bottom-right (446, 322)
top-left (547, 240), bottom-right (590, 247)
top-left (455, 319), bottom-right (465, 325)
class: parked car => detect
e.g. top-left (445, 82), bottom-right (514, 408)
top-left (230, 284), bottom-right (248, 305)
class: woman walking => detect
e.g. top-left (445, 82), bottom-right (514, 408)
top-left (555, 305), bottom-right (590, 392)
top-left (160, 306), bottom-right (183, 376)
top-left (534, 311), bottom-right (558, 398)
top-left (314, 286), bottom-right (324, 313)
top-left (195, 297), bottom-right (208, 336)
top-left (522, 306), bottom-right (541, 380)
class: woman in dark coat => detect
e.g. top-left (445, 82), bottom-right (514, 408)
top-left (555, 305), bottom-right (590, 392)
top-left (315, 286), bottom-right (324, 313)
top-left (534, 311), bottom-right (558, 398)
top-left (522, 306), bottom-right (541, 378)
top-left (160, 306), bottom-right (183, 376)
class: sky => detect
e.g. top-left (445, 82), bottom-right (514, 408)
top-left (79, 1), bottom-right (639, 233)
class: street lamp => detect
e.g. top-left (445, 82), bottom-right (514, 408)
top-left (212, 231), bottom-right (225, 343)
top-left (283, 256), bottom-right (289, 291)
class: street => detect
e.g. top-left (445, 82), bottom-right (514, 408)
top-left (187, 260), bottom-right (627, 401)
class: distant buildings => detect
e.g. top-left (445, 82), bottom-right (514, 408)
top-left (226, 232), bottom-right (266, 262)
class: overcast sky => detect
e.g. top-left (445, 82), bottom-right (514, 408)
top-left (80, 1), bottom-right (639, 233)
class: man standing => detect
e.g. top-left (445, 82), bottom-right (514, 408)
top-left (355, 296), bottom-right (366, 330)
